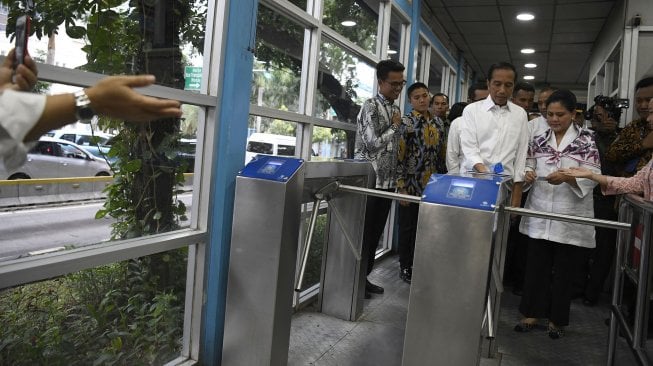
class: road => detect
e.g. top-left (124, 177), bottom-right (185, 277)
top-left (0, 193), bottom-right (193, 261)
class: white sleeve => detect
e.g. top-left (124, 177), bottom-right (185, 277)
top-left (459, 107), bottom-right (484, 169)
top-left (512, 114), bottom-right (530, 183)
top-left (446, 118), bottom-right (461, 173)
top-left (0, 90), bottom-right (47, 170)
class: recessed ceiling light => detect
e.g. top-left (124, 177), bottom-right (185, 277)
top-left (341, 20), bottom-right (356, 27)
top-left (525, 63), bottom-right (537, 68)
top-left (516, 13), bottom-right (535, 21)
top-left (524, 75), bottom-right (535, 80)
top-left (520, 48), bottom-right (535, 54)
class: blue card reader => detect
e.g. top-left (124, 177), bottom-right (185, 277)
top-left (239, 154), bottom-right (304, 182)
top-left (421, 173), bottom-right (507, 211)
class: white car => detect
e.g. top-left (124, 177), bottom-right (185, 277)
top-left (0, 137), bottom-right (112, 180)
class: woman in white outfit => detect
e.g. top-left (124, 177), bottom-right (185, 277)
top-left (514, 90), bottom-right (601, 339)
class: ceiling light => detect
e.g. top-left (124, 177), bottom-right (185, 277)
top-left (387, 49), bottom-right (397, 55)
top-left (520, 48), bottom-right (535, 54)
top-left (524, 63), bottom-right (537, 68)
top-left (516, 13), bottom-right (535, 21)
top-left (341, 20), bottom-right (356, 27)
top-left (524, 75), bottom-right (535, 80)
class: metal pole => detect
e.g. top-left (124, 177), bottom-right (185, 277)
top-left (295, 198), bottom-right (322, 291)
top-left (337, 183), bottom-right (421, 204)
top-left (503, 206), bottom-right (632, 231)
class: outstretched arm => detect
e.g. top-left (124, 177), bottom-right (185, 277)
top-left (25, 75), bottom-right (182, 141)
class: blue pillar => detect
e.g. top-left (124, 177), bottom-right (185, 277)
top-left (404, 0), bottom-right (420, 111)
top-left (201, 0), bottom-right (258, 364)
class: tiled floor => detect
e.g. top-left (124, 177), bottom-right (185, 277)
top-left (289, 255), bottom-right (641, 365)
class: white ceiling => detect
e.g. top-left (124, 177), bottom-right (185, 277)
top-left (420, 0), bottom-right (617, 91)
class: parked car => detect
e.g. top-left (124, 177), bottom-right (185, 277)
top-left (44, 129), bottom-right (114, 146)
top-left (0, 137), bottom-right (112, 180)
top-left (245, 133), bottom-right (296, 164)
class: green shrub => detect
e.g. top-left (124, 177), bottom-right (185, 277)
top-left (0, 249), bottom-right (187, 365)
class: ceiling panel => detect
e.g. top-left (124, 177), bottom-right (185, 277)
top-left (448, 6), bottom-right (501, 21)
top-left (457, 21), bottom-right (504, 35)
top-left (499, 5), bottom-right (555, 22)
top-left (503, 20), bottom-right (553, 36)
top-left (465, 34), bottom-right (509, 45)
top-left (551, 32), bottom-right (598, 44)
top-left (555, 2), bottom-right (614, 20)
top-left (420, 0), bottom-right (616, 88)
top-left (505, 31), bottom-right (552, 45)
top-left (441, 0), bottom-right (498, 5)
top-left (553, 18), bottom-right (605, 33)
top-left (498, 0), bottom-right (555, 5)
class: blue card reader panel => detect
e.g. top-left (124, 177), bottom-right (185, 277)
top-left (422, 174), bottom-right (504, 211)
top-left (239, 155), bottom-right (303, 182)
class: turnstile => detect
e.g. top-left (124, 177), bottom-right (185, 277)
top-left (402, 173), bottom-right (510, 366)
top-left (221, 155), bottom-right (375, 366)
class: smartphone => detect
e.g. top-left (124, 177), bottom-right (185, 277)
top-left (14, 15), bottom-right (30, 67)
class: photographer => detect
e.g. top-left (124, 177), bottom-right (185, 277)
top-left (606, 77), bottom-right (653, 177)
top-left (580, 104), bottom-right (621, 305)
top-left (0, 48), bottom-right (182, 170)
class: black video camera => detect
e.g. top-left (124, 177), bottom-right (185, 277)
top-left (586, 95), bottom-right (629, 121)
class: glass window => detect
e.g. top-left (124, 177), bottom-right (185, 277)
top-left (322, 0), bottom-right (379, 54)
top-left (245, 117), bottom-right (298, 164)
top-left (253, 6), bottom-right (304, 113)
top-left (388, 11), bottom-right (405, 63)
top-left (0, 100), bottom-right (198, 259)
top-left (310, 126), bottom-right (354, 160)
top-left (314, 41), bottom-right (375, 124)
top-left (428, 48), bottom-right (446, 94)
top-left (0, 249), bottom-right (187, 364)
top-left (0, 1), bottom-right (207, 91)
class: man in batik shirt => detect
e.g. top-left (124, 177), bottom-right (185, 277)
top-left (396, 82), bottom-right (447, 283)
top-left (606, 77), bottom-right (653, 176)
top-left (354, 59), bottom-right (406, 298)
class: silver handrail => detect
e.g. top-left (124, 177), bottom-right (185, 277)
top-left (503, 206), bottom-right (632, 231)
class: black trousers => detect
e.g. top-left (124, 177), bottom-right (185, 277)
top-left (398, 202), bottom-right (419, 270)
top-left (519, 238), bottom-right (586, 326)
top-left (584, 196), bottom-right (618, 302)
top-left (504, 191), bottom-right (529, 290)
top-left (362, 189), bottom-right (394, 276)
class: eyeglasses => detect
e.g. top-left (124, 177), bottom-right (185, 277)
top-left (385, 79), bottom-right (407, 88)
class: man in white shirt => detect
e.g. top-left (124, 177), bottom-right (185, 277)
top-left (459, 62), bottom-right (529, 207)
top-left (529, 87), bottom-right (556, 137)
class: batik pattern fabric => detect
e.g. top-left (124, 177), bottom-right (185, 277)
top-left (354, 94), bottom-right (400, 189)
top-left (528, 128), bottom-right (601, 169)
top-left (396, 110), bottom-right (447, 196)
top-left (605, 118), bottom-right (652, 176)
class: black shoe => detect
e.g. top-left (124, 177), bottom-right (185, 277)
top-left (365, 290), bottom-right (371, 299)
top-left (582, 297), bottom-right (596, 307)
top-left (400, 268), bottom-right (412, 284)
top-left (548, 327), bottom-right (565, 339)
top-left (512, 287), bottom-right (523, 296)
top-left (366, 280), bottom-right (384, 294)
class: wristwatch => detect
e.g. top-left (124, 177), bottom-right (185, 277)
top-left (74, 90), bottom-right (96, 123)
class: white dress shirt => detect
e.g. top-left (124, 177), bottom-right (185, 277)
top-left (519, 124), bottom-right (600, 248)
top-left (0, 90), bottom-right (46, 170)
top-left (446, 116), bottom-right (464, 173)
top-left (529, 115), bottom-right (549, 138)
top-left (459, 96), bottom-right (529, 182)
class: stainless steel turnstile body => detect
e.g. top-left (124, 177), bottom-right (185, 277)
top-left (221, 157), bottom-right (375, 366)
top-left (402, 174), bottom-right (509, 366)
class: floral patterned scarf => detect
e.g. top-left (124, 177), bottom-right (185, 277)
top-left (529, 127), bottom-right (601, 168)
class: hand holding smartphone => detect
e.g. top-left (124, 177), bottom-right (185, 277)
top-left (14, 15), bottom-right (30, 67)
